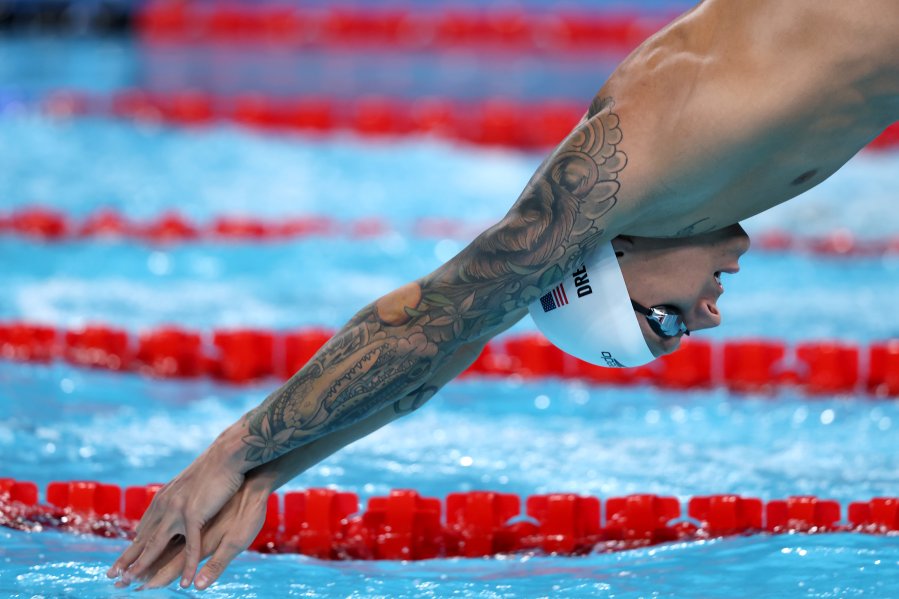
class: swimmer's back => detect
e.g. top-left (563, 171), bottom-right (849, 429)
top-left (596, 0), bottom-right (899, 238)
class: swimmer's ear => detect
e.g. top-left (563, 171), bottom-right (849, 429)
top-left (610, 235), bottom-right (634, 259)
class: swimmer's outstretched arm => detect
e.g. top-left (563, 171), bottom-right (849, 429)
top-left (222, 95), bottom-right (630, 472)
top-left (109, 96), bottom-right (638, 589)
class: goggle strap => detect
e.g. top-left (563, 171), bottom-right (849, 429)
top-left (630, 299), bottom-right (654, 317)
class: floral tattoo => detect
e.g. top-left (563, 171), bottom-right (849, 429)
top-left (242, 414), bottom-right (295, 463)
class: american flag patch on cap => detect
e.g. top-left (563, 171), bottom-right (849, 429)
top-left (539, 283), bottom-right (569, 312)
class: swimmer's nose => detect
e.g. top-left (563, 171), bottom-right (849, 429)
top-left (733, 225), bottom-right (751, 255)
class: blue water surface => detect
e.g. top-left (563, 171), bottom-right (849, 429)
top-left (3, 529), bottom-right (898, 598)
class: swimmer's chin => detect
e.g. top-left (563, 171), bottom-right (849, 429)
top-left (638, 319), bottom-right (683, 357)
top-left (650, 336), bottom-right (682, 358)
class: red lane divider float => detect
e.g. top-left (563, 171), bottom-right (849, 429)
top-left (3, 206), bottom-right (899, 258)
top-left (45, 90), bottom-right (587, 151)
top-left (1, 321), bottom-right (897, 396)
top-left (137, 2), bottom-right (672, 54)
top-left (41, 90), bottom-right (899, 152)
top-left (2, 478), bottom-right (898, 559)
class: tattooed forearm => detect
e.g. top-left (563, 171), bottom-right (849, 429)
top-left (240, 97), bottom-right (628, 467)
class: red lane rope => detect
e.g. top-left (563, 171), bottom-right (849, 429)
top-left (2, 478), bottom-right (897, 560)
top-left (137, 3), bottom-right (673, 54)
top-left (1, 321), bottom-right (897, 396)
top-left (42, 90), bottom-right (899, 152)
top-left (46, 90), bottom-right (588, 151)
top-left (3, 207), bottom-right (899, 258)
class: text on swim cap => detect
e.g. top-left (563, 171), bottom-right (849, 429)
top-left (572, 265), bottom-right (593, 298)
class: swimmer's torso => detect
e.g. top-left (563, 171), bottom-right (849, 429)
top-left (597, 0), bottom-right (899, 237)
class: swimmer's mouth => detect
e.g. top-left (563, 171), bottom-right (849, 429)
top-left (714, 271), bottom-right (723, 292)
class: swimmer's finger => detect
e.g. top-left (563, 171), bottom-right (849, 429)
top-left (193, 538), bottom-right (245, 591)
top-left (120, 528), bottom-right (180, 585)
top-left (178, 519), bottom-right (202, 589)
top-left (140, 554), bottom-right (184, 590)
top-left (106, 539), bottom-right (145, 579)
top-left (113, 536), bottom-right (179, 589)
top-left (144, 523), bottom-right (224, 590)
top-left (138, 543), bottom-right (186, 591)
top-left (107, 498), bottom-right (168, 578)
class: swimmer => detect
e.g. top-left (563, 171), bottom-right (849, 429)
top-left (109, 0), bottom-right (899, 590)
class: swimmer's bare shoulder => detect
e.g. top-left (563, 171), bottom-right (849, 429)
top-left (597, 0), bottom-right (899, 238)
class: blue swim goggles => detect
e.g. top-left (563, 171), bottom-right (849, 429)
top-left (631, 300), bottom-right (689, 339)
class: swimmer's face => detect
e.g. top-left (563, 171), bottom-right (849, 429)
top-left (613, 224), bottom-right (751, 357)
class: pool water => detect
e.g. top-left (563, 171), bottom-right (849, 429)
top-left (1, 26), bottom-right (899, 599)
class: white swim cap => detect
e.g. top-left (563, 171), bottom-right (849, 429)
top-left (528, 242), bottom-right (657, 368)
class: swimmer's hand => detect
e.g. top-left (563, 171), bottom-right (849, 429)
top-left (106, 442), bottom-right (246, 590)
top-left (126, 475), bottom-right (271, 591)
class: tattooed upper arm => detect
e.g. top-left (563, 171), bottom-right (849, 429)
top-left (238, 97), bottom-right (630, 468)
top-left (436, 96), bottom-right (628, 315)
